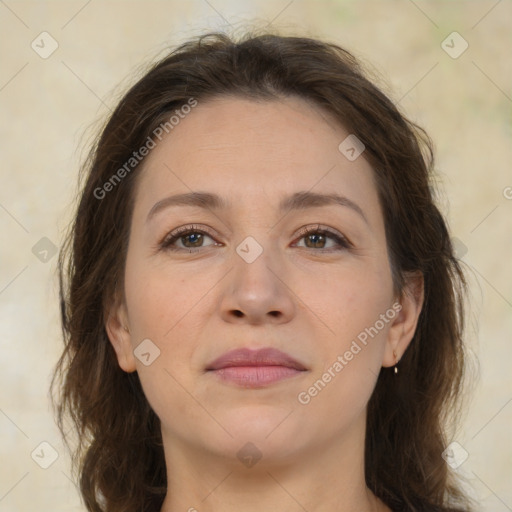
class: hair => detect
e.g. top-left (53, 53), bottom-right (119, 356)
top-left (51, 29), bottom-right (474, 512)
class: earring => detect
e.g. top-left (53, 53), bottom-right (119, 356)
top-left (123, 325), bottom-right (130, 333)
top-left (393, 349), bottom-right (399, 374)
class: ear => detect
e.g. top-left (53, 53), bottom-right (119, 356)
top-left (382, 271), bottom-right (424, 368)
top-left (105, 290), bottom-right (137, 373)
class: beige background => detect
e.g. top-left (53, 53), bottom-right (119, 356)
top-left (1, 1), bottom-right (511, 510)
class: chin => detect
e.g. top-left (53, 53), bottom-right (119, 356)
top-left (204, 410), bottom-right (309, 461)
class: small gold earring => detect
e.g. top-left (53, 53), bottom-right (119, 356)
top-left (393, 349), bottom-right (399, 374)
top-left (123, 325), bottom-right (129, 333)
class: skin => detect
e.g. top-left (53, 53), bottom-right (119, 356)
top-left (106, 95), bottom-right (424, 512)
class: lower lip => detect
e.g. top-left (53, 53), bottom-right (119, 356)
top-left (208, 366), bottom-right (305, 387)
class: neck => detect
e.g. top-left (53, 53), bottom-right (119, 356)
top-left (159, 415), bottom-right (388, 512)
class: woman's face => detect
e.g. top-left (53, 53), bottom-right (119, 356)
top-left (108, 95), bottom-right (417, 466)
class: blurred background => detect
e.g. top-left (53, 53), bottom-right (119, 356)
top-left (1, 1), bottom-right (511, 510)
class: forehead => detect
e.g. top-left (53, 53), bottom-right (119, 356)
top-left (132, 95), bottom-right (380, 218)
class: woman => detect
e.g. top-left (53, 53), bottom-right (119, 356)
top-left (51, 30), bottom-right (474, 512)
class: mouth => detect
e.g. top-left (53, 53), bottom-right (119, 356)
top-left (205, 347), bottom-right (308, 388)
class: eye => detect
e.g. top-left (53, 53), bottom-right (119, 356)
top-left (159, 225), bottom-right (220, 252)
top-left (293, 225), bottom-right (351, 251)
top-left (158, 224), bottom-right (351, 253)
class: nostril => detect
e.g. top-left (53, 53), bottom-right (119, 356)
top-left (269, 311), bottom-right (280, 317)
top-left (232, 310), bottom-right (244, 317)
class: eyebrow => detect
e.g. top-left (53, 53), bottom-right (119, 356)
top-left (146, 190), bottom-right (368, 225)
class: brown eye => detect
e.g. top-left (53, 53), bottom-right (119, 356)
top-left (179, 232), bottom-right (205, 248)
top-left (160, 226), bottom-right (218, 252)
top-left (294, 226), bottom-right (351, 251)
top-left (304, 232), bottom-right (327, 249)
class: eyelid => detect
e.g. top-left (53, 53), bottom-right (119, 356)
top-left (158, 224), bottom-right (220, 251)
top-left (292, 224), bottom-right (352, 250)
top-left (157, 223), bottom-right (352, 253)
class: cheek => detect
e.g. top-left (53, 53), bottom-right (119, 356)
top-left (124, 254), bottom-right (210, 338)
top-left (122, 255), bottom-right (197, 367)
top-left (296, 264), bottom-right (393, 407)
top-left (122, 263), bottom-right (212, 427)
top-left (302, 260), bottom-right (393, 342)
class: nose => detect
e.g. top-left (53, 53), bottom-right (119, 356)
top-left (219, 243), bottom-right (296, 325)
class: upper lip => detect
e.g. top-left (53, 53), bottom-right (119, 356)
top-left (206, 347), bottom-right (307, 371)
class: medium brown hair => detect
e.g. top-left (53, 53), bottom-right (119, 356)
top-left (51, 30), bottom-right (473, 512)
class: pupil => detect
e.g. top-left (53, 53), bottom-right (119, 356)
top-left (308, 233), bottom-right (324, 248)
top-left (184, 233), bottom-right (202, 247)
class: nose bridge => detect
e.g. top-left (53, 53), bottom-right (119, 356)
top-left (219, 232), bottom-right (295, 323)
top-left (233, 233), bottom-right (280, 298)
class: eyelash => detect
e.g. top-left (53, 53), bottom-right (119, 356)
top-left (158, 224), bottom-right (352, 253)
top-left (159, 224), bottom-right (218, 253)
top-left (295, 224), bottom-right (352, 251)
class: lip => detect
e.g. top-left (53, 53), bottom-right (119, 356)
top-left (206, 347), bottom-right (307, 371)
top-left (206, 347), bottom-right (308, 388)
